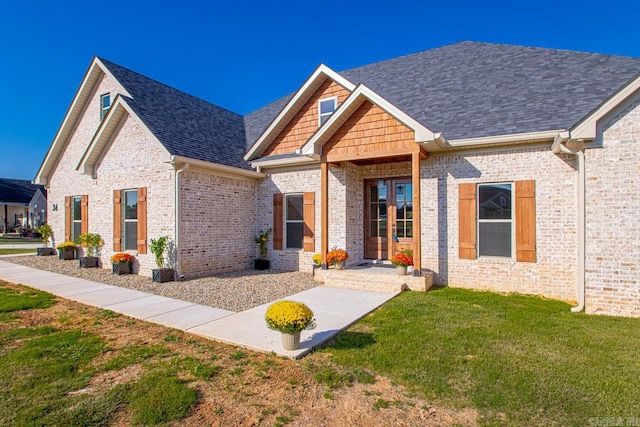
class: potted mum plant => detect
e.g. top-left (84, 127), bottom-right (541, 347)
top-left (265, 300), bottom-right (316, 351)
top-left (78, 232), bottom-right (104, 268)
top-left (150, 236), bottom-right (174, 282)
top-left (110, 252), bottom-right (135, 275)
top-left (254, 228), bottom-right (272, 270)
top-left (56, 241), bottom-right (77, 260)
top-left (326, 248), bottom-right (349, 270)
top-left (36, 224), bottom-right (54, 256)
top-left (390, 251), bottom-right (413, 276)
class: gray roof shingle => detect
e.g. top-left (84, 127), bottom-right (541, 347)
top-left (99, 58), bottom-right (252, 170)
top-left (0, 178), bottom-right (44, 205)
top-left (245, 42), bottom-right (640, 145)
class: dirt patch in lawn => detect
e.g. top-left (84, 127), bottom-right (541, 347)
top-left (3, 281), bottom-right (477, 426)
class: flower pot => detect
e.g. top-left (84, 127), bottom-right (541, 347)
top-left (334, 261), bottom-right (345, 270)
top-left (254, 259), bottom-right (270, 270)
top-left (79, 257), bottom-right (99, 268)
top-left (152, 268), bottom-right (175, 283)
top-left (281, 331), bottom-right (301, 351)
top-left (112, 262), bottom-right (131, 275)
top-left (58, 249), bottom-right (75, 260)
top-left (37, 248), bottom-right (54, 256)
top-left (396, 265), bottom-right (407, 276)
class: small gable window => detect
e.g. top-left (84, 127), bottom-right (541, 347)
top-left (100, 93), bottom-right (111, 121)
top-left (318, 97), bottom-right (337, 126)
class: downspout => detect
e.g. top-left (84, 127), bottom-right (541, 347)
top-left (552, 132), bottom-right (585, 313)
top-left (175, 162), bottom-right (190, 279)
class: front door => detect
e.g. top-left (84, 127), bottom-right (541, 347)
top-left (364, 178), bottom-right (413, 259)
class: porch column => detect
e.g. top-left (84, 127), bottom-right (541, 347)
top-left (412, 151), bottom-right (422, 275)
top-left (321, 161), bottom-right (329, 269)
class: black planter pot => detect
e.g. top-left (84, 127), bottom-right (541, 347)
top-left (254, 259), bottom-right (270, 270)
top-left (152, 268), bottom-right (175, 283)
top-left (37, 247), bottom-right (54, 256)
top-left (79, 257), bottom-right (99, 268)
top-left (112, 262), bottom-right (131, 275)
top-left (58, 250), bottom-right (75, 260)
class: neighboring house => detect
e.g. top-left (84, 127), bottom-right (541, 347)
top-left (0, 178), bottom-right (47, 232)
top-left (35, 42), bottom-right (640, 317)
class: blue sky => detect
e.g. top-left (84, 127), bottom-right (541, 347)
top-left (1, 0), bottom-right (639, 180)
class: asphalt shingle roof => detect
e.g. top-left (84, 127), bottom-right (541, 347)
top-left (245, 41), bottom-right (640, 146)
top-left (0, 179), bottom-right (44, 205)
top-left (99, 58), bottom-right (252, 170)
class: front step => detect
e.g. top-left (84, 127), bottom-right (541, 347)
top-left (313, 266), bottom-right (434, 293)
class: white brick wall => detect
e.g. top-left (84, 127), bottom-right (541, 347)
top-left (585, 96), bottom-right (640, 317)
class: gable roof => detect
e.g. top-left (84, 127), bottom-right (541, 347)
top-left (244, 41), bottom-right (640, 151)
top-left (96, 59), bottom-right (252, 171)
top-left (0, 179), bottom-right (45, 205)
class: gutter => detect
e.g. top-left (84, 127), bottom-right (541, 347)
top-left (174, 162), bottom-right (190, 279)
top-left (551, 132), bottom-right (585, 313)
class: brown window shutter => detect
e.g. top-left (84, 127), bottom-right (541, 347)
top-left (273, 193), bottom-right (283, 250)
top-left (137, 187), bottom-right (147, 254)
top-left (80, 195), bottom-right (89, 235)
top-left (516, 180), bottom-right (536, 262)
top-left (303, 192), bottom-right (315, 252)
top-left (458, 183), bottom-right (477, 259)
top-left (113, 190), bottom-right (122, 252)
top-left (64, 196), bottom-right (72, 242)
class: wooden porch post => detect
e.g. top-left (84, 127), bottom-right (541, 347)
top-left (321, 161), bottom-right (329, 269)
top-left (412, 151), bottom-right (422, 275)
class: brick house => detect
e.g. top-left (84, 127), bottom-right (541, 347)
top-left (35, 42), bottom-right (640, 317)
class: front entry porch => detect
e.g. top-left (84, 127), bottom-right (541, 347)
top-left (314, 261), bottom-right (434, 293)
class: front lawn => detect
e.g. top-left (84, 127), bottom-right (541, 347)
top-left (0, 248), bottom-right (37, 255)
top-left (324, 287), bottom-right (640, 426)
top-left (0, 236), bottom-right (40, 244)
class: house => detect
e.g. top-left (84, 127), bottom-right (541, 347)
top-left (35, 42), bottom-right (640, 317)
top-left (0, 178), bottom-right (47, 232)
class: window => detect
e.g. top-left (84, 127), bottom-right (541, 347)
top-left (318, 97), bottom-right (337, 126)
top-left (123, 190), bottom-right (138, 250)
top-left (100, 93), bottom-right (111, 121)
top-left (478, 183), bottom-right (512, 257)
top-left (285, 194), bottom-right (304, 249)
top-left (72, 196), bottom-right (82, 242)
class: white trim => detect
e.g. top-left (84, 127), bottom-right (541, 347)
top-left (318, 96), bottom-right (337, 127)
top-left (250, 155), bottom-right (319, 169)
top-left (284, 193), bottom-right (304, 250)
top-left (300, 84), bottom-right (439, 157)
top-left (477, 182), bottom-right (514, 259)
top-left (168, 155), bottom-right (265, 179)
top-left (99, 93), bottom-right (111, 121)
top-left (122, 189), bottom-right (138, 251)
top-left (446, 130), bottom-right (564, 148)
top-left (244, 64), bottom-right (356, 161)
top-left (571, 73), bottom-right (640, 140)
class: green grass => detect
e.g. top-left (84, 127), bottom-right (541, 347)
top-left (0, 248), bottom-right (37, 255)
top-left (0, 236), bottom-right (40, 244)
top-left (129, 373), bottom-right (198, 425)
top-left (323, 287), bottom-right (640, 426)
top-left (0, 285), bottom-right (56, 312)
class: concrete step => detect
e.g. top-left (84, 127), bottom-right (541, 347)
top-left (313, 267), bottom-right (434, 293)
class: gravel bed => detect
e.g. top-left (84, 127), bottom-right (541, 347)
top-left (3, 256), bottom-right (319, 312)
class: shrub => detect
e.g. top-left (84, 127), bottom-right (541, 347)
top-left (78, 233), bottom-right (104, 257)
top-left (56, 241), bottom-right (78, 251)
top-left (265, 300), bottom-right (316, 334)
top-left (149, 236), bottom-right (170, 268)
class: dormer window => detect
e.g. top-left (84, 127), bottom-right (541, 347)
top-left (100, 93), bottom-right (111, 121)
top-left (318, 97), bottom-right (337, 126)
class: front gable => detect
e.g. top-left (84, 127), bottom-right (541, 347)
top-left (261, 79), bottom-right (351, 157)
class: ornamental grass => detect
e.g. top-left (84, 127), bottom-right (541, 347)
top-left (110, 253), bottom-right (135, 264)
top-left (265, 300), bottom-right (316, 334)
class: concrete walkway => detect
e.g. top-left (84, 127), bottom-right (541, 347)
top-left (0, 260), bottom-right (398, 358)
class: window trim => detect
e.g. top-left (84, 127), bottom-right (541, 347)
top-left (122, 189), bottom-right (138, 252)
top-left (71, 195), bottom-right (82, 242)
top-left (284, 193), bottom-right (304, 250)
top-left (100, 93), bottom-right (111, 121)
top-left (477, 182), bottom-right (513, 258)
top-left (318, 96), bottom-right (337, 127)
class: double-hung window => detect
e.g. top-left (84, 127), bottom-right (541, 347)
top-left (123, 189), bottom-right (138, 251)
top-left (100, 93), bottom-right (111, 121)
top-left (318, 97), bottom-right (337, 126)
top-left (72, 196), bottom-right (82, 242)
top-left (285, 194), bottom-right (304, 249)
top-left (477, 183), bottom-right (512, 257)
